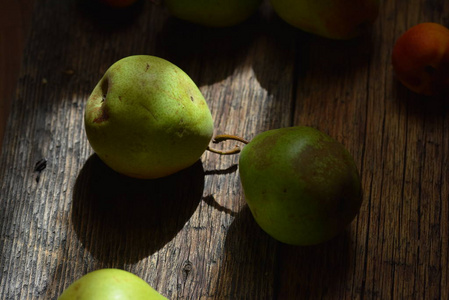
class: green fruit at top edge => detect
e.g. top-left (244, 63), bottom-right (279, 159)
top-left (58, 269), bottom-right (167, 300)
top-left (164, 0), bottom-right (263, 27)
top-left (84, 55), bottom-right (214, 179)
top-left (270, 0), bottom-right (380, 39)
top-left (238, 126), bottom-right (362, 245)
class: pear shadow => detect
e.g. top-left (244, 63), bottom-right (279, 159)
top-left (214, 205), bottom-right (278, 299)
top-left (215, 205), bottom-right (354, 298)
top-left (275, 229), bottom-right (354, 299)
top-left (297, 33), bottom-right (376, 84)
top-left (251, 8), bottom-right (377, 97)
top-left (75, 0), bottom-right (146, 32)
top-left (154, 13), bottom-right (262, 86)
top-left (313, 32), bottom-right (375, 68)
top-left (250, 8), bottom-right (311, 95)
top-left (71, 154), bottom-right (204, 265)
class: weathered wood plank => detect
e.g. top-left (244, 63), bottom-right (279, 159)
top-left (0, 0), bottom-right (295, 299)
top-left (0, 0), bottom-right (35, 152)
top-left (1, 0), bottom-right (449, 299)
top-left (284, 0), bottom-right (449, 299)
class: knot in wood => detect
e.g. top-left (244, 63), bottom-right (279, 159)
top-left (181, 260), bottom-right (193, 281)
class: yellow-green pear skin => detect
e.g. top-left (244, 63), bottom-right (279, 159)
top-left (239, 126), bottom-right (362, 246)
top-left (84, 55), bottom-right (214, 179)
top-left (270, 0), bottom-right (380, 39)
top-left (58, 269), bottom-right (167, 300)
top-left (164, 0), bottom-right (262, 27)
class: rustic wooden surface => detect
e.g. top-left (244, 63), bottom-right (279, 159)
top-left (1, 0), bottom-right (448, 299)
top-left (0, 0), bottom-right (34, 154)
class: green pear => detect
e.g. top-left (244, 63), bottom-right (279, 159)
top-left (58, 268), bottom-right (167, 299)
top-left (164, 0), bottom-right (262, 27)
top-left (270, 0), bottom-right (380, 39)
top-left (238, 126), bottom-right (362, 245)
top-left (84, 55), bottom-right (214, 179)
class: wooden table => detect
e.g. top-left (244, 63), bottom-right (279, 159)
top-left (1, 0), bottom-right (448, 299)
top-left (0, 0), bottom-right (34, 153)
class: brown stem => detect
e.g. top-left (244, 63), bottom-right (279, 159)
top-left (207, 134), bottom-right (249, 155)
top-left (213, 134), bottom-right (249, 145)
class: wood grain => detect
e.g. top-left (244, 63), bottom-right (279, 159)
top-left (1, 0), bottom-right (448, 299)
top-left (0, 0), bottom-right (35, 154)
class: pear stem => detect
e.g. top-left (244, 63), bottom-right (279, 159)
top-left (207, 134), bottom-right (249, 155)
top-left (213, 134), bottom-right (249, 145)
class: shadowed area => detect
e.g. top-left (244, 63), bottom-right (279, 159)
top-left (215, 205), bottom-right (278, 299)
top-left (216, 205), bottom-right (354, 298)
top-left (76, 0), bottom-right (146, 31)
top-left (155, 15), bottom-right (261, 86)
top-left (275, 229), bottom-right (354, 298)
top-left (72, 154), bottom-right (205, 264)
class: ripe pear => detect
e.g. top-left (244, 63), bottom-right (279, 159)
top-left (238, 126), bottom-right (362, 245)
top-left (270, 0), bottom-right (380, 39)
top-left (163, 0), bottom-right (262, 27)
top-left (84, 55), bottom-right (214, 179)
top-left (58, 268), bottom-right (167, 299)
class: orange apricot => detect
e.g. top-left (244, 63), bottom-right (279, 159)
top-left (392, 22), bottom-right (449, 96)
